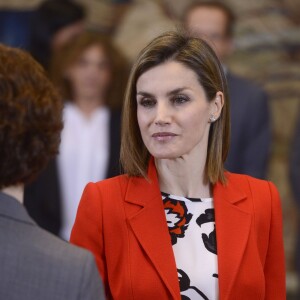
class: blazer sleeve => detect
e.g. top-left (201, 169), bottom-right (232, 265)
top-left (70, 183), bottom-right (108, 289)
top-left (264, 181), bottom-right (286, 299)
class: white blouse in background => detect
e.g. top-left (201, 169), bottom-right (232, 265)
top-left (58, 103), bottom-right (110, 240)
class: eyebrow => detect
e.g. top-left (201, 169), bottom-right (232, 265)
top-left (136, 87), bottom-right (190, 97)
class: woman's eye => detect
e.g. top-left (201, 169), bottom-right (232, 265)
top-left (173, 95), bottom-right (189, 105)
top-left (139, 98), bottom-right (156, 108)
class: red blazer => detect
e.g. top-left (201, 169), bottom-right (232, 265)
top-left (70, 160), bottom-right (286, 300)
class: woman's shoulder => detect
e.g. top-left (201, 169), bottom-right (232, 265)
top-left (87, 174), bottom-right (131, 193)
top-left (226, 172), bottom-right (280, 200)
top-left (78, 175), bottom-right (132, 212)
top-left (227, 171), bottom-right (272, 185)
top-left (84, 173), bottom-right (152, 205)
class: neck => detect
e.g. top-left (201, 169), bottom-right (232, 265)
top-left (73, 95), bottom-right (104, 118)
top-left (1, 185), bottom-right (24, 204)
top-left (155, 151), bottom-right (211, 199)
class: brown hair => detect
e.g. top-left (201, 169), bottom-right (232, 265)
top-left (120, 31), bottom-right (230, 184)
top-left (0, 44), bottom-right (63, 188)
top-left (50, 31), bottom-right (128, 109)
top-left (183, 1), bottom-right (236, 37)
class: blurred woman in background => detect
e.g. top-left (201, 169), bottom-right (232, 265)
top-left (25, 31), bottom-right (128, 240)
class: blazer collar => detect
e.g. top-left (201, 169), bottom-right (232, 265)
top-left (125, 160), bottom-right (247, 205)
top-left (124, 159), bottom-right (251, 300)
top-left (124, 158), bottom-right (181, 299)
top-left (214, 172), bottom-right (247, 204)
top-left (0, 192), bottom-right (36, 226)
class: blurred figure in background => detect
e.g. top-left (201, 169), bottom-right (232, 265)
top-left (184, 1), bottom-right (271, 179)
top-left (0, 43), bottom-right (104, 300)
top-left (29, 0), bottom-right (86, 71)
top-left (113, 0), bottom-right (176, 64)
top-left (25, 31), bottom-right (128, 240)
top-left (290, 113), bottom-right (300, 280)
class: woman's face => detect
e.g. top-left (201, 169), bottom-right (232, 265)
top-left (66, 44), bottom-right (111, 101)
top-left (136, 60), bottom-right (222, 160)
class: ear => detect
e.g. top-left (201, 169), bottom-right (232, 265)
top-left (209, 91), bottom-right (224, 122)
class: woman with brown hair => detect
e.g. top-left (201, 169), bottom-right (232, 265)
top-left (25, 31), bottom-right (128, 240)
top-left (70, 31), bottom-right (285, 299)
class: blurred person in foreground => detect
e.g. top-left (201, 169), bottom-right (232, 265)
top-left (0, 44), bottom-right (104, 300)
top-left (29, 0), bottom-right (86, 71)
top-left (25, 31), bottom-right (127, 240)
top-left (184, 1), bottom-right (271, 179)
top-left (70, 31), bottom-right (285, 299)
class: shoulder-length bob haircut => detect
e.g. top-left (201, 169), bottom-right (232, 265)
top-left (120, 31), bottom-right (230, 184)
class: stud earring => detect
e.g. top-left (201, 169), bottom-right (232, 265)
top-left (209, 115), bottom-right (216, 123)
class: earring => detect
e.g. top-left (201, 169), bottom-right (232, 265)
top-left (209, 115), bottom-right (216, 123)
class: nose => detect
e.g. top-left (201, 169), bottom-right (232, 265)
top-left (154, 101), bottom-right (171, 126)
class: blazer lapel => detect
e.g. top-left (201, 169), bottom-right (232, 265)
top-left (123, 161), bottom-right (252, 300)
top-left (124, 159), bottom-right (181, 299)
top-left (213, 175), bottom-right (252, 300)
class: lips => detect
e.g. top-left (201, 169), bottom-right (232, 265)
top-left (152, 132), bottom-right (177, 141)
top-left (152, 132), bottom-right (176, 137)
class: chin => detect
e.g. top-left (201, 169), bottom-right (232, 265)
top-left (146, 143), bottom-right (187, 160)
top-left (151, 151), bottom-right (182, 160)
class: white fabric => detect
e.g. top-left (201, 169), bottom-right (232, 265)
top-left (58, 103), bottom-right (110, 240)
top-left (163, 193), bottom-right (218, 300)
